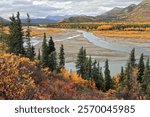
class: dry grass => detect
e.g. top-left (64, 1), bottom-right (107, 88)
top-left (29, 27), bottom-right (65, 36)
top-left (3, 26), bottom-right (65, 36)
top-left (93, 30), bottom-right (150, 43)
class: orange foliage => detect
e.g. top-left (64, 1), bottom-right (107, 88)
top-left (0, 54), bottom-right (102, 100)
top-left (29, 27), bottom-right (65, 36)
top-left (93, 30), bottom-right (150, 41)
top-left (97, 25), bottom-right (113, 30)
top-left (60, 68), bottom-right (96, 88)
top-left (0, 54), bottom-right (36, 99)
top-left (3, 26), bottom-right (64, 36)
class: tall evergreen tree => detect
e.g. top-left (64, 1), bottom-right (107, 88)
top-left (37, 49), bottom-right (41, 61)
top-left (92, 61), bottom-right (104, 90)
top-left (7, 12), bottom-right (25, 56)
top-left (137, 53), bottom-right (145, 83)
top-left (48, 36), bottom-right (55, 54)
top-left (59, 44), bottom-right (65, 68)
top-left (98, 63), bottom-right (105, 90)
top-left (125, 62), bottom-right (132, 88)
top-left (7, 14), bottom-right (16, 53)
top-left (87, 56), bottom-right (92, 80)
top-left (120, 67), bottom-right (125, 86)
top-left (48, 51), bottom-right (57, 71)
top-left (104, 59), bottom-right (112, 91)
top-left (141, 58), bottom-right (150, 95)
top-left (25, 13), bottom-right (35, 60)
top-left (41, 33), bottom-right (49, 68)
top-left (76, 47), bottom-right (87, 79)
top-left (16, 12), bottom-right (25, 55)
top-left (129, 48), bottom-right (136, 68)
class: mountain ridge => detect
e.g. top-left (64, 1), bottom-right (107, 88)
top-left (62, 0), bottom-right (150, 22)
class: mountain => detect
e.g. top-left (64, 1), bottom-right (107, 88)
top-left (61, 15), bottom-right (96, 23)
top-left (93, 4), bottom-right (137, 21)
top-left (120, 0), bottom-right (150, 21)
top-left (21, 18), bottom-right (56, 24)
top-left (46, 15), bottom-right (73, 21)
top-left (62, 0), bottom-right (150, 22)
top-left (61, 4), bottom-right (137, 22)
top-left (96, 7), bottom-right (123, 20)
top-left (21, 15), bottom-right (74, 24)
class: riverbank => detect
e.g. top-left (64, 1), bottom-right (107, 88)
top-left (34, 29), bottom-right (129, 63)
top-left (32, 28), bottom-right (150, 76)
top-left (93, 30), bottom-right (150, 45)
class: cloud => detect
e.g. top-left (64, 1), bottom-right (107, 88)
top-left (0, 0), bottom-right (142, 19)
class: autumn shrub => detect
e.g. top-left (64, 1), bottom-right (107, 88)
top-left (0, 54), bottom-right (36, 99)
top-left (0, 54), bottom-right (102, 100)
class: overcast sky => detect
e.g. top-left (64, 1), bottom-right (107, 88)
top-left (0, 0), bottom-right (142, 19)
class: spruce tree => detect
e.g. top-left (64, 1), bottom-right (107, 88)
top-left (25, 13), bottom-right (35, 60)
top-left (76, 47), bottom-right (87, 79)
top-left (125, 61), bottom-right (140, 99)
top-left (120, 67), bottom-right (125, 86)
top-left (7, 14), bottom-right (15, 53)
top-left (59, 44), bottom-right (65, 68)
top-left (7, 12), bottom-right (25, 56)
top-left (37, 49), bottom-right (41, 61)
top-left (137, 53), bottom-right (145, 83)
top-left (125, 62), bottom-right (132, 88)
top-left (92, 61), bottom-right (104, 90)
top-left (48, 36), bottom-right (55, 54)
top-left (129, 48), bottom-right (136, 68)
top-left (41, 33), bottom-right (49, 68)
top-left (104, 59), bottom-right (112, 91)
top-left (16, 12), bottom-right (25, 55)
top-left (48, 51), bottom-right (57, 71)
top-left (98, 63), bottom-right (105, 90)
top-left (141, 58), bottom-right (150, 95)
top-left (87, 56), bottom-right (92, 80)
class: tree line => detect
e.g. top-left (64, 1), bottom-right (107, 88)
top-left (47, 22), bottom-right (150, 31)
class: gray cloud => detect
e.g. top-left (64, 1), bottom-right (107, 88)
top-left (0, 0), bottom-right (142, 19)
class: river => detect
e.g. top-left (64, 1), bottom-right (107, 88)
top-left (78, 30), bottom-right (150, 56)
top-left (66, 30), bottom-right (150, 76)
top-left (28, 29), bottom-right (150, 76)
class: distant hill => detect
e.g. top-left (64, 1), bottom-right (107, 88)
top-left (120, 0), bottom-right (150, 22)
top-left (62, 0), bottom-right (150, 22)
top-left (21, 18), bottom-right (56, 24)
top-left (46, 15), bottom-right (73, 21)
top-left (96, 4), bottom-right (136, 21)
top-left (0, 17), bottom-right (10, 24)
top-left (21, 15), bottom-right (74, 24)
top-left (61, 15), bottom-right (96, 23)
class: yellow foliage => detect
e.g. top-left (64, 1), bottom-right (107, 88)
top-left (60, 68), bottom-right (96, 88)
top-left (112, 74), bottom-right (121, 89)
top-left (97, 25), bottom-right (113, 30)
top-left (93, 30), bottom-right (150, 41)
top-left (0, 54), bottom-right (36, 99)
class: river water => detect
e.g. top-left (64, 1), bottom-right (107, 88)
top-left (66, 30), bottom-right (150, 76)
top-left (78, 30), bottom-right (150, 56)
